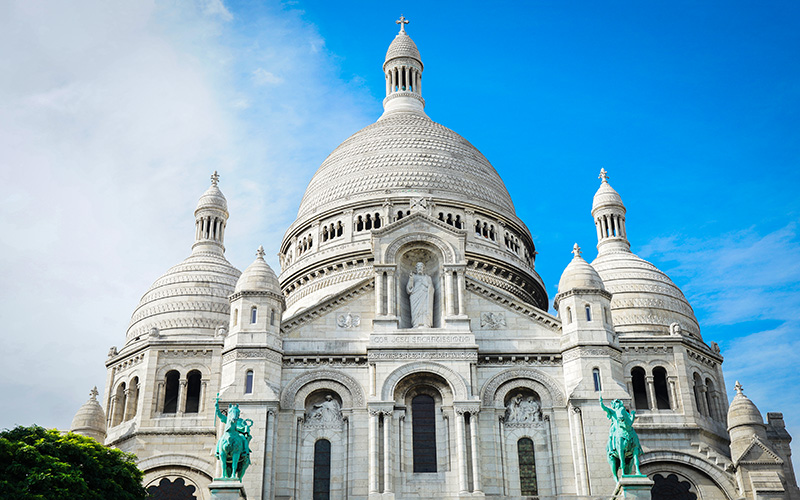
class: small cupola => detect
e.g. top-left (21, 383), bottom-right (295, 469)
top-left (69, 387), bottom-right (107, 442)
top-left (193, 171), bottom-right (229, 254)
top-left (235, 246), bottom-right (280, 294)
top-left (592, 169), bottom-right (630, 254)
top-left (381, 16), bottom-right (426, 117)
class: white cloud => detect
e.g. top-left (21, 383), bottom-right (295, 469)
top-left (252, 68), bottom-right (284, 85)
top-left (0, 0), bottom-right (374, 431)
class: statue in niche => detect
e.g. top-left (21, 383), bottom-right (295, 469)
top-left (406, 261), bottom-right (434, 328)
top-left (308, 394), bottom-right (342, 423)
top-left (505, 393), bottom-right (542, 423)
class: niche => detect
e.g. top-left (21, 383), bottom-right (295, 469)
top-left (397, 247), bottom-right (442, 329)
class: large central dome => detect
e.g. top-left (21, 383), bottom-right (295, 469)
top-left (296, 113), bottom-right (516, 220)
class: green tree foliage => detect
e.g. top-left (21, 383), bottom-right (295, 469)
top-left (0, 425), bottom-right (147, 500)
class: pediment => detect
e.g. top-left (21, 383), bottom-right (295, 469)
top-left (734, 437), bottom-right (783, 466)
top-left (466, 276), bottom-right (560, 333)
top-left (371, 212), bottom-right (466, 265)
top-left (281, 277), bottom-right (373, 334)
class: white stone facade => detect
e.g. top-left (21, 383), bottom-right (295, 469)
top-left (72, 22), bottom-right (799, 500)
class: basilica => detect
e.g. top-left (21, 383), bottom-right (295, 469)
top-left (69, 20), bottom-right (798, 500)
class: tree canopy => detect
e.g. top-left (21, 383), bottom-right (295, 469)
top-left (0, 425), bottom-right (147, 500)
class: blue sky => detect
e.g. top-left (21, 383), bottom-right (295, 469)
top-left (1, 0), bottom-right (798, 465)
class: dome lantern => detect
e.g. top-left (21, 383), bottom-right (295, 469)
top-left (382, 16), bottom-right (426, 117)
top-left (592, 168), bottom-right (630, 254)
top-left (193, 171), bottom-right (229, 255)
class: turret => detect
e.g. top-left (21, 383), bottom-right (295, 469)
top-left (69, 387), bottom-right (107, 442)
top-left (193, 171), bottom-right (229, 255)
top-left (592, 168), bottom-right (630, 254)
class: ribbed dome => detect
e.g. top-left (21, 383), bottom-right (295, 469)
top-left (235, 246), bottom-right (280, 293)
top-left (728, 381), bottom-right (765, 431)
top-left (592, 249), bottom-right (701, 337)
top-left (125, 250), bottom-right (240, 343)
top-left (295, 113), bottom-right (516, 220)
top-left (592, 180), bottom-right (624, 212)
top-left (385, 32), bottom-right (422, 64)
top-left (557, 245), bottom-right (606, 294)
top-left (196, 183), bottom-right (228, 213)
top-left (70, 387), bottom-right (106, 442)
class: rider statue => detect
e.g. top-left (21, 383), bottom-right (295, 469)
top-left (215, 394), bottom-right (253, 480)
top-left (600, 393), bottom-right (644, 481)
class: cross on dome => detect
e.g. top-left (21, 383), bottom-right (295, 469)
top-left (396, 15), bottom-right (409, 33)
top-left (256, 245), bottom-right (266, 259)
top-left (572, 243), bottom-right (582, 258)
top-left (90, 386), bottom-right (99, 400)
top-left (599, 168), bottom-right (609, 183)
top-left (211, 171), bottom-right (220, 186)
top-left (734, 380), bottom-right (743, 395)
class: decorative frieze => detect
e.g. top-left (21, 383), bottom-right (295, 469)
top-left (282, 356), bottom-right (367, 367)
top-left (371, 334), bottom-right (473, 345)
top-left (367, 350), bottom-right (477, 362)
top-left (563, 346), bottom-right (622, 363)
top-left (478, 354), bottom-right (561, 366)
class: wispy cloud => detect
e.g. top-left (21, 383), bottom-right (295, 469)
top-left (252, 68), bottom-right (284, 85)
top-left (0, 0), bottom-right (374, 430)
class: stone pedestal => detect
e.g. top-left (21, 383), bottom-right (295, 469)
top-left (612, 474), bottom-right (654, 500)
top-left (209, 479), bottom-right (247, 500)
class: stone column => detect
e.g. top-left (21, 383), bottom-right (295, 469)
top-left (107, 395), bottom-right (117, 427)
top-left (387, 271), bottom-right (396, 317)
top-left (645, 375), bottom-right (657, 410)
top-left (383, 412), bottom-right (392, 493)
top-left (455, 410), bottom-right (469, 494)
top-left (457, 270), bottom-right (466, 315)
top-left (375, 272), bottom-right (384, 316)
top-left (699, 385), bottom-right (710, 417)
top-left (570, 406), bottom-right (589, 495)
top-left (469, 412), bottom-right (482, 493)
top-left (595, 219), bottom-right (603, 241)
top-left (369, 410), bottom-right (380, 494)
top-left (444, 268), bottom-right (454, 316)
top-left (154, 382), bottom-right (164, 413)
top-left (668, 376), bottom-right (680, 411)
top-left (200, 380), bottom-right (208, 412)
top-left (177, 379), bottom-right (187, 414)
top-left (385, 71), bottom-right (390, 95)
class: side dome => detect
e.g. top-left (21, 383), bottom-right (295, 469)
top-left (557, 244), bottom-right (606, 294)
top-left (70, 387), bottom-right (106, 442)
top-left (728, 381), bottom-right (765, 432)
top-left (295, 113), bottom-right (516, 221)
top-left (235, 246), bottom-right (280, 293)
top-left (125, 174), bottom-right (241, 344)
top-left (590, 170), bottom-right (701, 337)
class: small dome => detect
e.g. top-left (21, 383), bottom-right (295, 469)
top-left (385, 31), bottom-right (422, 65)
top-left (557, 244), bottom-right (606, 294)
top-left (196, 183), bottom-right (228, 213)
top-left (592, 176), bottom-right (624, 213)
top-left (235, 246), bottom-right (280, 293)
top-left (728, 381), bottom-right (765, 431)
top-left (70, 387), bottom-right (106, 442)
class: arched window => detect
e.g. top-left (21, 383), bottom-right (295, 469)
top-left (373, 213), bottom-right (381, 229)
top-left (163, 370), bottom-right (180, 414)
top-left (125, 377), bottom-right (139, 421)
top-left (705, 378), bottom-right (717, 420)
top-left (185, 370), bottom-right (202, 413)
top-left (593, 368), bottom-right (602, 392)
top-left (245, 370), bottom-right (254, 395)
top-left (313, 439), bottom-right (332, 500)
top-left (270, 309), bottom-right (276, 326)
top-left (412, 394), bottom-right (437, 472)
top-left (693, 373), bottom-right (705, 416)
top-left (631, 367), bottom-right (649, 410)
top-left (651, 473), bottom-right (697, 500)
top-left (356, 216), bottom-right (364, 231)
top-left (233, 309), bottom-right (238, 326)
top-left (585, 305), bottom-right (592, 321)
top-left (146, 477), bottom-right (198, 500)
top-left (112, 382), bottom-right (126, 426)
top-left (653, 367), bottom-right (671, 409)
top-left (518, 438), bottom-right (538, 496)
top-left (251, 306), bottom-right (257, 324)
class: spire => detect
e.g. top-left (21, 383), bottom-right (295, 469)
top-left (591, 168), bottom-right (630, 253)
top-left (571, 243), bottom-right (582, 259)
top-left (382, 16), bottom-right (426, 117)
top-left (734, 380), bottom-right (743, 395)
top-left (256, 245), bottom-right (266, 259)
top-left (193, 172), bottom-right (229, 254)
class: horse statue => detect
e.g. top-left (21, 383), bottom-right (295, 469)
top-left (600, 394), bottom-right (644, 481)
top-left (215, 395), bottom-right (253, 480)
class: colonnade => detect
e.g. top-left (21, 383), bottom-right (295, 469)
top-left (196, 215), bottom-right (225, 242)
top-left (595, 213), bottom-right (626, 240)
top-left (385, 65), bottom-right (421, 95)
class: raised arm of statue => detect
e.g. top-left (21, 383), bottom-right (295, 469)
top-left (599, 394), bottom-right (613, 419)
top-left (215, 394), bottom-right (227, 423)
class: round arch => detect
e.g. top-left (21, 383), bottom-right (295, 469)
top-left (281, 369), bottom-right (365, 410)
top-left (384, 231), bottom-right (458, 264)
top-left (381, 361), bottom-right (469, 401)
top-left (641, 450), bottom-right (738, 500)
top-left (481, 367), bottom-right (565, 408)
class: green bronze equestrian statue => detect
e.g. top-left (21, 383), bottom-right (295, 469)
top-left (215, 394), bottom-right (253, 480)
top-left (600, 394), bottom-right (644, 481)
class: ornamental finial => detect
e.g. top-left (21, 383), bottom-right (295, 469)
top-left (734, 381), bottom-right (743, 395)
top-left (211, 171), bottom-right (220, 187)
top-left (599, 168), bottom-right (609, 183)
top-left (89, 386), bottom-right (99, 401)
top-left (396, 15), bottom-right (409, 33)
top-left (256, 245), bottom-right (265, 259)
top-left (572, 243), bottom-right (582, 258)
